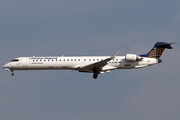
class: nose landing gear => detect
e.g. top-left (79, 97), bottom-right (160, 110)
top-left (11, 73), bottom-right (14, 76)
top-left (11, 70), bottom-right (14, 76)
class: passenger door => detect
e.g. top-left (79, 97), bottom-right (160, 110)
top-left (22, 58), bottom-right (28, 67)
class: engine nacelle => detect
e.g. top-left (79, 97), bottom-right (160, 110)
top-left (125, 54), bottom-right (142, 61)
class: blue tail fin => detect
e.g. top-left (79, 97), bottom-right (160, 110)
top-left (140, 42), bottom-right (174, 59)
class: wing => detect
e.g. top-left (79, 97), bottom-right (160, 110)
top-left (79, 51), bottom-right (119, 73)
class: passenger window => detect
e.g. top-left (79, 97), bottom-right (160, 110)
top-left (84, 59), bottom-right (86, 61)
top-left (59, 59), bottom-right (61, 61)
top-left (52, 59), bottom-right (53, 61)
top-left (36, 60), bottom-right (38, 62)
top-left (93, 59), bottom-right (95, 61)
top-left (116, 59), bottom-right (118, 61)
top-left (97, 59), bottom-right (99, 61)
top-left (67, 59), bottom-right (69, 61)
top-left (64, 59), bottom-right (65, 61)
top-left (89, 59), bottom-right (91, 61)
top-left (44, 60), bottom-right (46, 62)
top-left (78, 59), bottom-right (80, 61)
top-left (74, 59), bottom-right (76, 61)
top-left (71, 59), bottom-right (73, 61)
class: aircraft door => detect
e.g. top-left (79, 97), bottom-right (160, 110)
top-left (22, 58), bottom-right (28, 67)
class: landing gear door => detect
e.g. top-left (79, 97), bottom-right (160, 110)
top-left (22, 58), bottom-right (28, 67)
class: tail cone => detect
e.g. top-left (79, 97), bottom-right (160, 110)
top-left (158, 59), bottom-right (163, 63)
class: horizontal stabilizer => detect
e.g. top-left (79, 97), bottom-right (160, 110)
top-left (156, 42), bottom-right (175, 49)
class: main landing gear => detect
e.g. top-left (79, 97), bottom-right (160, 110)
top-left (93, 69), bottom-right (99, 79)
top-left (11, 70), bottom-right (14, 76)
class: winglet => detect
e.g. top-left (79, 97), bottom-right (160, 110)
top-left (110, 51), bottom-right (119, 59)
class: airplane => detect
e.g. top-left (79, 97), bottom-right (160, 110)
top-left (2, 42), bottom-right (174, 79)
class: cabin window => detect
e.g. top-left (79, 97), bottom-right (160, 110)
top-left (52, 59), bottom-right (53, 61)
top-left (78, 59), bottom-right (80, 61)
top-left (101, 59), bottom-right (103, 61)
top-left (71, 59), bottom-right (73, 61)
top-left (97, 59), bottom-right (99, 61)
top-left (59, 59), bottom-right (61, 61)
top-left (84, 59), bottom-right (86, 61)
top-left (44, 60), bottom-right (46, 62)
top-left (89, 59), bottom-right (91, 61)
top-left (36, 60), bottom-right (38, 62)
top-left (64, 59), bottom-right (65, 61)
top-left (74, 59), bottom-right (76, 61)
top-left (93, 59), bottom-right (95, 61)
top-left (48, 60), bottom-right (50, 61)
top-left (116, 59), bottom-right (118, 61)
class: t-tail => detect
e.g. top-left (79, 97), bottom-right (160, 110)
top-left (140, 42), bottom-right (174, 59)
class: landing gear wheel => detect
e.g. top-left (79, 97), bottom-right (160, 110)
top-left (93, 72), bottom-right (98, 79)
top-left (11, 73), bottom-right (14, 76)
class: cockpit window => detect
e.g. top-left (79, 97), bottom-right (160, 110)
top-left (11, 59), bottom-right (19, 62)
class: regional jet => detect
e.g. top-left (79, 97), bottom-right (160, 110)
top-left (2, 42), bottom-right (174, 79)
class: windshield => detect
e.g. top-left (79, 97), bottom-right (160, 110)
top-left (11, 59), bottom-right (19, 62)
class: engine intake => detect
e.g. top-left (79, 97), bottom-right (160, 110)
top-left (125, 54), bottom-right (142, 61)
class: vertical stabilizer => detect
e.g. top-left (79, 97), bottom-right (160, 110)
top-left (140, 42), bottom-right (174, 59)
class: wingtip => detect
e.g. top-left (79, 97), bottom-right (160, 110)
top-left (111, 51), bottom-right (119, 58)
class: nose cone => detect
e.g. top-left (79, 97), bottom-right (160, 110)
top-left (2, 63), bottom-right (10, 69)
top-left (3, 64), bottom-right (6, 69)
top-left (3, 63), bottom-right (11, 71)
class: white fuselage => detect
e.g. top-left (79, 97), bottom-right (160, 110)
top-left (3, 56), bottom-right (160, 73)
top-left (3, 42), bottom-right (172, 78)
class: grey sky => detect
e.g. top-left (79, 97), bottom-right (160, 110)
top-left (0, 0), bottom-right (180, 120)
